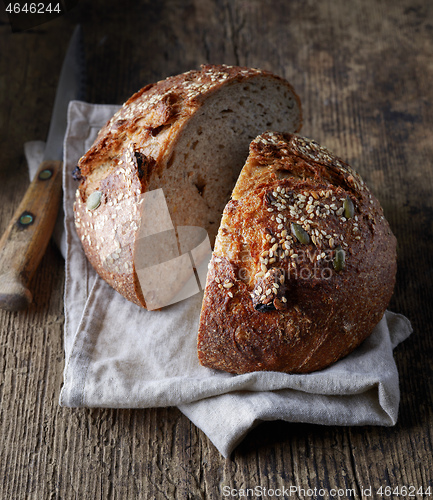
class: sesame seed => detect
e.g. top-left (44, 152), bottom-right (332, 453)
top-left (281, 297), bottom-right (287, 303)
top-left (228, 291), bottom-right (233, 298)
top-left (223, 283), bottom-right (233, 288)
top-left (266, 289), bottom-right (272, 296)
top-left (267, 208), bottom-right (274, 212)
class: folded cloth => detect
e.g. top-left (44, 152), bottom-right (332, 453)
top-left (26, 100), bottom-right (412, 458)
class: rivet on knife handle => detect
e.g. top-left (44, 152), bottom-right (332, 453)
top-left (0, 160), bottom-right (62, 311)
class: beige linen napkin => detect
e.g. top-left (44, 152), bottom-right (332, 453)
top-left (25, 100), bottom-right (412, 458)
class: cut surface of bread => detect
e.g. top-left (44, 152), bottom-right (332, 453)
top-left (197, 132), bottom-right (397, 374)
top-left (73, 65), bottom-right (302, 308)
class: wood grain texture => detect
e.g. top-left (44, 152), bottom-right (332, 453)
top-left (0, 0), bottom-right (432, 498)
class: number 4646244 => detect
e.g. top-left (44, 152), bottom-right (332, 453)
top-left (377, 485), bottom-right (432, 496)
top-left (6, 3), bottom-right (61, 14)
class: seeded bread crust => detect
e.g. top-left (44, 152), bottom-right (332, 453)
top-left (197, 132), bottom-right (397, 374)
top-left (73, 65), bottom-right (302, 308)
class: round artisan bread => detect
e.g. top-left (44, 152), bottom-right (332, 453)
top-left (197, 131), bottom-right (397, 374)
top-left (73, 65), bottom-right (302, 308)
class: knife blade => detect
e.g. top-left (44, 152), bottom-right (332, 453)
top-left (0, 25), bottom-right (85, 311)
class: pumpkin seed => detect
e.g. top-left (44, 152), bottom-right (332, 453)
top-left (87, 191), bottom-right (102, 211)
top-left (333, 246), bottom-right (346, 271)
top-left (343, 197), bottom-right (355, 219)
top-left (291, 222), bottom-right (310, 244)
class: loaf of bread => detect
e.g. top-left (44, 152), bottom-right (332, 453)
top-left (197, 132), bottom-right (397, 374)
top-left (73, 65), bottom-right (302, 308)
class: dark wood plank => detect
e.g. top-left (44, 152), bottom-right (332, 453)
top-left (0, 0), bottom-right (432, 498)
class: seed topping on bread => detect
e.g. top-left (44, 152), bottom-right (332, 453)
top-left (230, 131), bottom-right (374, 292)
top-left (212, 131), bottom-right (385, 316)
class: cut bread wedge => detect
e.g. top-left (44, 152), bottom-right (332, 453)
top-left (73, 65), bottom-right (302, 308)
top-left (197, 132), bottom-right (397, 374)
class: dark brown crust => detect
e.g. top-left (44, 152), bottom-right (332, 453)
top-left (73, 65), bottom-right (302, 308)
top-left (197, 132), bottom-right (397, 374)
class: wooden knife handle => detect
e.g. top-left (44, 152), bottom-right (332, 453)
top-left (0, 160), bottom-right (62, 311)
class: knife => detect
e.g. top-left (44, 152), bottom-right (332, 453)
top-left (0, 25), bottom-right (85, 311)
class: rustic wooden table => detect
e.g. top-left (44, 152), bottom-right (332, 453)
top-left (1, 0), bottom-right (432, 498)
